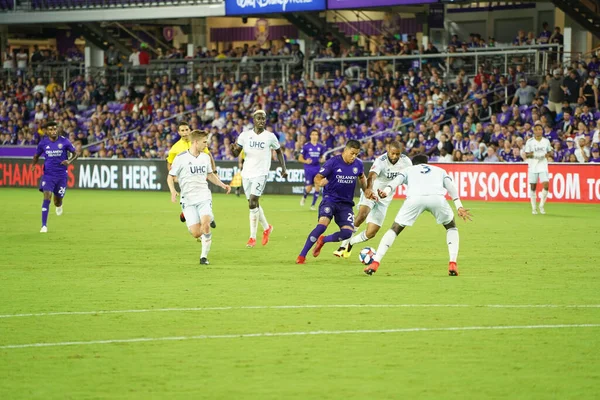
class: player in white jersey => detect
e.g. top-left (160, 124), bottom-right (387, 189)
top-left (333, 141), bottom-right (412, 258)
top-left (230, 109), bottom-right (288, 248)
top-left (364, 154), bottom-right (472, 276)
top-left (525, 124), bottom-right (552, 214)
top-left (167, 130), bottom-right (231, 265)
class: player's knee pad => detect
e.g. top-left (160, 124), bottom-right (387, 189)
top-left (340, 229), bottom-right (353, 240)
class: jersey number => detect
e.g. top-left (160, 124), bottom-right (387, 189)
top-left (347, 213), bottom-right (354, 222)
top-left (420, 165), bottom-right (431, 174)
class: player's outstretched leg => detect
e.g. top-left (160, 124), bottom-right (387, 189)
top-left (346, 223), bottom-right (381, 258)
top-left (529, 183), bottom-right (538, 214)
top-left (314, 227), bottom-right (353, 258)
top-left (40, 191), bottom-right (51, 233)
top-left (335, 205), bottom-right (369, 257)
top-left (539, 181), bottom-right (549, 214)
top-left (300, 188), bottom-right (309, 207)
top-left (297, 223), bottom-right (327, 264)
top-left (366, 224), bottom-right (404, 275)
top-left (444, 220), bottom-right (460, 276)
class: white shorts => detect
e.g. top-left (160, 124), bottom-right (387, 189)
top-left (395, 196), bottom-right (454, 227)
top-left (529, 171), bottom-right (549, 184)
top-left (358, 192), bottom-right (391, 227)
top-left (183, 200), bottom-right (213, 228)
top-left (243, 176), bottom-right (267, 199)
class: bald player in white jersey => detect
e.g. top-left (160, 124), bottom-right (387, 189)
top-left (168, 130), bottom-right (231, 265)
top-left (364, 154), bottom-right (472, 276)
top-left (334, 141), bottom-right (412, 258)
top-left (231, 109), bottom-right (288, 248)
top-left (525, 124), bottom-right (553, 214)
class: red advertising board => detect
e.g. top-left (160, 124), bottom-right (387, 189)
top-left (393, 163), bottom-right (600, 203)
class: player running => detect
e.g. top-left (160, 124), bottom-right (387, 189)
top-left (230, 109), bottom-right (288, 248)
top-left (32, 121), bottom-right (78, 233)
top-left (525, 124), bottom-right (552, 214)
top-left (167, 130), bottom-right (231, 265)
top-left (334, 141), bottom-right (412, 258)
top-left (167, 121), bottom-right (217, 228)
top-left (296, 140), bottom-right (376, 264)
top-left (364, 154), bottom-right (472, 276)
top-left (299, 130), bottom-right (325, 210)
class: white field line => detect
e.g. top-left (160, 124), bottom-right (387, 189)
top-left (1, 324), bottom-right (599, 350)
top-left (1, 304), bottom-right (600, 319)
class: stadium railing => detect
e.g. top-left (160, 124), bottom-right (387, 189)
top-left (0, 56), bottom-right (297, 88)
top-left (310, 45), bottom-right (561, 83)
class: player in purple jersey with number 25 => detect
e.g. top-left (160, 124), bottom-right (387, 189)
top-left (299, 130), bottom-right (326, 210)
top-left (296, 140), bottom-right (376, 264)
top-left (32, 121), bottom-right (78, 233)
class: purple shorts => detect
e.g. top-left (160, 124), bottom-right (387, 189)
top-left (318, 200), bottom-right (355, 229)
top-left (304, 167), bottom-right (319, 186)
top-left (39, 175), bottom-right (68, 198)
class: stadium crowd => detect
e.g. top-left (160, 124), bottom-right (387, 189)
top-left (1, 27), bottom-right (600, 164)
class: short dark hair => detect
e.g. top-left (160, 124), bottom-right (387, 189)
top-left (177, 121), bottom-right (190, 130)
top-left (346, 140), bottom-right (361, 150)
top-left (389, 141), bottom-right (402, 150)
top-left (46, 121), bottom-right (58, 128)
top-left (411, 154), bottom-right (428, 165)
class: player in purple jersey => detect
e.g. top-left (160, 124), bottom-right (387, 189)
top-left (32, 121), bottom-right (78, 233)
top-left (296, 140), bottom-right (375, 264)
top-left (299, 130), bottom-right (326, 210)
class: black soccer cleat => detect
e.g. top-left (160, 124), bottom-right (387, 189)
top-left (210, 220), bottom-right (217, 229)
top-left (200, 257), bottom-right (210, 265)
top-left (179, 212), bottom-right (186, 223)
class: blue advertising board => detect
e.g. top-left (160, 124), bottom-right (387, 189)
top-left (225, 0), bottom-right (326, 15)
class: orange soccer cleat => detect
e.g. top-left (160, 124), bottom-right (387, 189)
top-left (364, 261), bottom-right (380, 276)
top-left (262, 225), bottom-right (273, 246)
top-left (448, 262), bottom-right (459, 276)
top-left (246, 238), bottom-right (256, 248)
top-left (312, 235), bottom-right (325, 258)
top-left (296, 255), bottom-right (306, 264)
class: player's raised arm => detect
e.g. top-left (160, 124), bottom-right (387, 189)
top-left (443, 175), bottom-right (472, 221)
top-left (379, 172), bottom-right (407, 199)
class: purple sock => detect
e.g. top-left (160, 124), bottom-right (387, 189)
top-left (324, 229), bottom-right (353, 243)
top-left (299, 224), bottom-right (327, 257)
top-left (41, 199), bottom-right (50, 227)
top-left (311, 190), bottom-right (319, 206)
top-left (303, 190), bottom-right (309, 199)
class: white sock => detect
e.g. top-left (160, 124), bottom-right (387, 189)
top-left (373, 229), bottom-right (397, 263)
top-left (258, 206), bottom-right (269, 230)
top-left (249, 208), bottom-right (259, 239)
top-left (349, 231), bottom-right (369, 246)
top-left (540, 189), bottom-right (548, 207)
top-left (340, 238), bottom-right (350, 248)
top-left (201, 233), bottom-right (212, 258)
top-left (446, 228), bottom-right (459, 263)
top-left (530, 189), bottom-right (537, 210)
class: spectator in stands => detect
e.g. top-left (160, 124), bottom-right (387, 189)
top-left (129, 48), bottom-right (140, 66)
top-left (16, 48), bottom-right (27, 70)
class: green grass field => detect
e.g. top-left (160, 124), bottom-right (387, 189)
top-left (1, 188), bottom-right (599, 399)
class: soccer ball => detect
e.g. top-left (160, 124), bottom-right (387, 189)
top-left (359, 247), bottom-right (376, 265)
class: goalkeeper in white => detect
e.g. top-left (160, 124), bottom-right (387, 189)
top-left (364, 154), bottom-right (472, 276)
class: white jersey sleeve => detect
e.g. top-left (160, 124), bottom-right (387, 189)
top-left (168, 152), bottom-right (184, 176)
top-left (236, 131), bottom-right (247, 148)
top-left (269, 132), bottom-right (281, 150)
